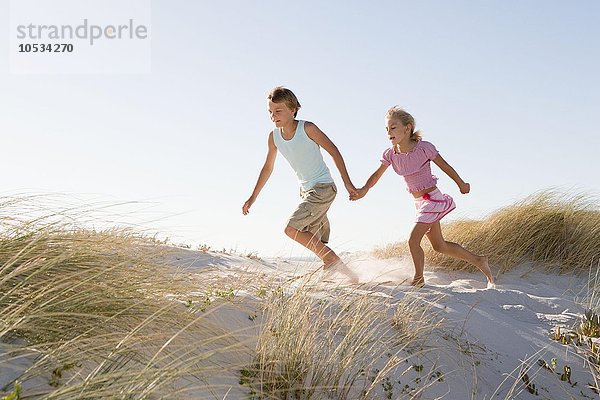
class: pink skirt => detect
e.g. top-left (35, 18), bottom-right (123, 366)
top-left (414, 189), bottom-right (456, 224)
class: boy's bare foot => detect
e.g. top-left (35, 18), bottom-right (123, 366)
top-left (411, 276), bottom-right (425, 288)
top-left (323, 255), bottom-right (342, 270)
top-left (476, 256), bottom-right (495, 285)
top-left (322, 259), bottom-right (359, 284)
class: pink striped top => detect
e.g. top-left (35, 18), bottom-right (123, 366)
top-left (381, 140), bottom-right (439, 193)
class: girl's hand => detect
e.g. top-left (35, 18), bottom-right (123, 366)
top-left (350, 187), bottom-right (368, 201)
top-left (459, 182), bottom-right (470, 194)
top-left (242, 196), bottom-right (256, 215)
top-left (344, 181), bottom-right (357, 196)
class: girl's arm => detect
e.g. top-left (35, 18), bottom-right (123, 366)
top-left (432, 155), bottom-right (470, 194)
top-left (304, 122), bottom-right (356, 195)
top-left (351, 163), bottom-right (389, 200)
top-left (242, 132), bottom-right (277, 215)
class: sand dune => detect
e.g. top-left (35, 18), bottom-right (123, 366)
top-left (166, 249), bottom-right (597, 398)
top-left (1, 247), bottom-right (597, 399)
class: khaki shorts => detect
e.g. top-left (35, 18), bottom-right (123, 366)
top-left (286, 182), bottom-right (337, 244)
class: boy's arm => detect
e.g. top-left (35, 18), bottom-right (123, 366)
top-left (304, 122), bottom-right (356, 194)
top-left (432, 155), bottom-right (470, 194)
top-left (243, 132), bottom-right (277, 215)
top-left (350, 164), bottom-right (388, 200)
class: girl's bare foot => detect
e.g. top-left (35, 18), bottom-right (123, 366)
top-left (476, 256), bottom-right (494, 285)
top-left (411, 276), bottom-right (425, 288)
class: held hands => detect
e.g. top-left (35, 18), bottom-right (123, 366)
top-left (459, 182), bottom-right (470, 194)
top-left (344, 181), bottom-right (357, 198)
top-left (350, 187), bottom-right (368, 201)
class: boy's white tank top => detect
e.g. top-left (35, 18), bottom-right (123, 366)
top-left (272, 120), bottom-right (333, 191)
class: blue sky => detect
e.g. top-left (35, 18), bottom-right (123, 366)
top-left (1, 1), bottom-right (599, 257)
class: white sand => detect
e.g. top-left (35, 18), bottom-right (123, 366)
top-left (1, 249), bottom-right (597, 399)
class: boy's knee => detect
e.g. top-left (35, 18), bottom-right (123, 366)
top-left (284, 225), bottom-right (297, 238)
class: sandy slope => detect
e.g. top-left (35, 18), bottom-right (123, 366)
top-left (1, 248), bottom-right (597, 399)
top-left (163, 249), bottom-right (597, 399)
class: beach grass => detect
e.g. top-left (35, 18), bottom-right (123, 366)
top-left (374, 189), bottom-right (600, 274)
top-left (244, 279), bottom-right (443, 399)
top-left (0, 197), bottom-right (445, 399)
top-left (0, 198), bottom-right (254, 399)
top-left (5, 190), bottom-right (595, 398)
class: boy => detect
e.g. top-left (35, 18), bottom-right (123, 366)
top-left (242, 86), bottom-right (355, 268)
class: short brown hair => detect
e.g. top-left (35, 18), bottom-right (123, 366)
top-left (268, 86), bottom-right (301, 117)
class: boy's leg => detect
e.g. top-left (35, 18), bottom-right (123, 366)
top-left (317, 214), bottom-right (330, 244)
top-left (284, 225), bottom-right (340, 266)
top-left (285, 183), bottom-right (338, 266)
top-left (408, 223), bottom-right (432, 286)
top-left (425, 222), bottom-right (494, 283)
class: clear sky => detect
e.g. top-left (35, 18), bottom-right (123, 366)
top-left (1, 1), bottom-right (599, 257)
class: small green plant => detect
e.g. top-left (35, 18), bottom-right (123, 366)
top-left (239, 368), bottom-right (261, 400)
top-left (272, 286), bottom-right (283, 298)
top-left (214, 287), bottom-right (235, 299)
top-left (538, 358), bottom-right (554, 372)
top-left (431, 370), bottom-right (444, 382)
top-left (381, 376), bottom-right (394, 399)
top-left (551, 326), bottom-right (584, 346)
top-left (50, 362), bottom-right (79, 387)
top-left (239, 367), bottom-right (258, 385)
top-left (1, 382), bottom-right (21, 400)
top-left (400, 383), bottom-right (415, 395)
top-left (537, 357), bottom-right (580, 389)
top-left (581, 309), bottom-right (600, 337)
top-left (560, 365), bottom-right (572, 384)
top-left (196, 295), bottom-right (212, 312)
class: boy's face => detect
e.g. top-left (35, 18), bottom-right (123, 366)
top-left (268, 100), bottom-right (295, 128)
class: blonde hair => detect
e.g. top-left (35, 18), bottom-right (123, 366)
top-left (386, 106), bottom-right (422, 141)
top-left (268, 86), bottom-right (301, 117)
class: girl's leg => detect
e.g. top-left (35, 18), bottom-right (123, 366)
top-left (284, 226), bottom-right (340, 266)
top-left (408, 223), bottom-right (433, 286)
top-left (425, 221), bottom-right (494, 284)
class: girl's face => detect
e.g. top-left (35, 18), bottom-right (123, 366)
top-left (386, 117), bottom-right (412, 146)
top-left (268, 100), bottom-right (296, 127)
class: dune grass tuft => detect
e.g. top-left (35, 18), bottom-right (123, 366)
top-left (0, 197), bottom-right (251, 399)
top-left (241, 279), bottom-right (443, 399)
top-left (374, 189), bottom-right (600, 274)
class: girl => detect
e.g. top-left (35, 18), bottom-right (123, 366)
top-left (351, 106), bottom-right (494, 288)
